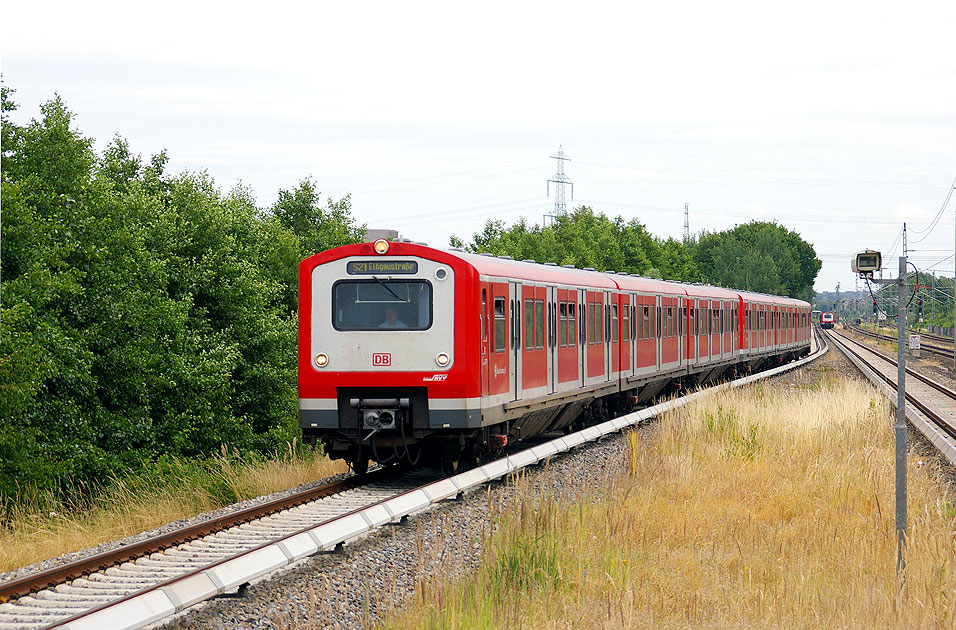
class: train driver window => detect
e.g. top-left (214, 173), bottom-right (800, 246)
top-left (332, 280), bottom-right (432, 330)
top-left (493, 298), bottom-right (507, 353)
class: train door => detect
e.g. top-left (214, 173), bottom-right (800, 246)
top-left (622, 294), bottom-right (633, 377)
top-left (579, 289), bottom-right (587, 388)
top-left (509, 282), bottom-right (521, 401)
top-left (548, 286), bottom-right (557, 395)
top-left (686, 299), bottom-right (696, 366)
top-left (605, 291), bottom-right (613, 381)
top-left (678, 296), bottom-right (685, 367)
top-left (653, 295), bottom-right (664, 372)
top-left (485, 285), bottom-right (510, 398)
top-left (720, 302), bottom-right (727, 359)
top-left (481, 286), bottom-right (489, 395)
top-left (521, 284), bottom-right (547, 396)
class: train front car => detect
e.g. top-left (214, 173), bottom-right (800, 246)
top-left (820, 311), bottom-right (835, 329)
top-left (298, 240), bottom-right (476, 474)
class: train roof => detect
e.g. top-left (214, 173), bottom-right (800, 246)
top-left (453, 249), bottom-right (619, 289)
top-left (304, 243), bottom-right (810, 308)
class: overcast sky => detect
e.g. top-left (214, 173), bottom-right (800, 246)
top-left (3, 0), bottom-right (955, 295)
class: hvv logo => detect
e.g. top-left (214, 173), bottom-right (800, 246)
top-left (372, 353), bottom-right (391, 367)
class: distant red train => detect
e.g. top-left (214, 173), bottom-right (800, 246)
top-left (299, 241), bottom-right (812, 473)
top-left (820, 312), bottom-right (836, 329)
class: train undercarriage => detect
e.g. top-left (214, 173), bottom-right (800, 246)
top-left (304, 347), bottom-right (811, 475)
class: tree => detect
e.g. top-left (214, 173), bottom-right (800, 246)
top-left (695, 221), bottom-right (820, 300)
top-left (0, 90), bottom-right (367, 504)
top-left (457, 206), bottom-right (699, 281)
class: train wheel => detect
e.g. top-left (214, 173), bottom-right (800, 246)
top-left (465, 442), bottom-right (483, 470)
top-left (441, 454), bottom-right (459, 476)
top-left (351, 446), bottom-right (369, 476)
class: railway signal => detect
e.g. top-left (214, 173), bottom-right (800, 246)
top-left (853, 247), bottom-right (907, 573)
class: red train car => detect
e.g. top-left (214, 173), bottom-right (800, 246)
top-left (820, 311), bottom-right (836, 329)
top-left (298, 241), bottom-right (811, 473)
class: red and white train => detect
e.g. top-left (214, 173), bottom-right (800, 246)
top-left (820, 311), bottom-right (836, 329)
top-left (299, 240), bottom-right (812, 473)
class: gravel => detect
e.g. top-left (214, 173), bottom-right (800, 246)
top-left (155, 432), bottom-right (637, 630)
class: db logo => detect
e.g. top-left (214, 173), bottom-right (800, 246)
top-left (372, 353), bottom-right (391, 367)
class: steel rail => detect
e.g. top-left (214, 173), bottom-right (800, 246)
top-left (849, 324), bottom-right (953, 359)
top-left (827, 329), bottom-right (956, 441)
top-left (0, 467), bottom-right (395, 603)
top-left (906, 328), bottom-right (955, 347)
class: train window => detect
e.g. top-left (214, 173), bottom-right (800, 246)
top-left (511, 299), bottom-right (517, 349)
top-left (494, 298), bottom-right (506, 353)
top-left (622, 304), bottom-right (629, 342)
top-left (596, 303), bottom-right (602, 343)
top-left (332, 280), bottom-right (432, 331)
top-left (569, 303), bottom-right (577, 345)
top-left (611, 304), bottom-right (619, 343)
top-left (524, 299), bottom-right (534, 350)
top-left (482, 290), bottom-right (487, 344)
top-left (535, 300), bottom-right (544, 349)
top-left (587, 303), bottom-right (595, 345)
top-left (681, 307), bottom-right (686, 337)
top-left (559, 302), bottom-right (567, 347)
top-left (631, 305), bottom-right (636, 340)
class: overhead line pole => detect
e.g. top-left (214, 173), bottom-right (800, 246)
top-left (896, 245), bottom-right (907, 573)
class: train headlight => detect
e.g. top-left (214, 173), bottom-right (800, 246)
top-left (436, 352), bottom-right (450, 367)
top-left (373, 239), bottom-right (390, 254)
top-left (315, 353), bottom-right (329, 368)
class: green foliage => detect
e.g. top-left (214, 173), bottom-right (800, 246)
top-left (0, 90), bottom-right (363, 506)
top-left (455, 210), bottom-right (820, 299)
top-left (696, 220), bottom-right (821, 301)
top-left (456, 206), bottom-right (699, 281)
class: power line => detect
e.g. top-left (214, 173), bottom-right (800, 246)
top-left (574, 160), bottom-right (947, 191)
top-left (909, 173), bottom-right (956, 242)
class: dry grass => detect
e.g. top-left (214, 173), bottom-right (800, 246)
top-left (383, 376), bottom-right (956, 629)
top-left (0, 444), bottom-right (347, 573)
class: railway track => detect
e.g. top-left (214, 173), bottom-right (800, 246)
top-left (848, 324), bottom-right (954, 359)
top-left (0, 335), bottom-right (826, 630)
top-left (824, 328), bottom-right (956, 466)
top-left (907, 328), bottom-right (955, 347)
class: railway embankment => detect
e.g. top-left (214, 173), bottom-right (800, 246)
top-left (376, 349), bottom-right (956, 629)
top-left (150, 347), bottom-right (956, 629)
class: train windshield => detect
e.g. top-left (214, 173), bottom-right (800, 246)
top-left (332, 280), bottom-right (432, 330)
